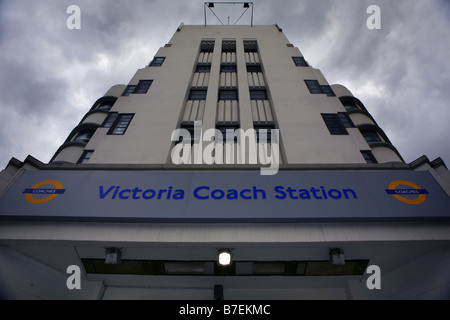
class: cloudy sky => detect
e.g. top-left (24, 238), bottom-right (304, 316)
top-left (0, 0), bottom-right (449, 169)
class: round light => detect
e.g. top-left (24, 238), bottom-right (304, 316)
top-left (218, 250), bottom-right (232, 266)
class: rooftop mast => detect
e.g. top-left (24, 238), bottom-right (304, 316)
top-left (204, 2), bottom-right (254, 26)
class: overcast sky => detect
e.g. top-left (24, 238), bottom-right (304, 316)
top-left (0, 0), bottom-right (449, 169)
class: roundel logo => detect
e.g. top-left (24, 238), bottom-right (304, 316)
top-left (385, 180), bottom-right (429, 205)
top-left (23, 180), bottom-right (66, 204)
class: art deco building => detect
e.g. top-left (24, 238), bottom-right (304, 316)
top-left (0, 23), bottom-right (449, 300)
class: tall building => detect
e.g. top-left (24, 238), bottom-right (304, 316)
top-left (1, 23), bottom-right (449, 300)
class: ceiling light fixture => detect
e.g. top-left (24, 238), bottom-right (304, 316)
top-left (217, 249), bottom-right (232, 267)
top-left (105, 247), bottom-right (122, 265)
top-left (329, 248), bottom-right (345, 266)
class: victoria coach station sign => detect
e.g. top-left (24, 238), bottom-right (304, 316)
top-left (0, 170), bottom-right (449, 222)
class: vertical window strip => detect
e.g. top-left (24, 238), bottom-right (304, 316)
top-left (189, 89), bottom-right (208, 100)
top-left (107, 114), bottom-right (134, 135)
top-left (254, 124), bottom-right (276, 143)
top-left (361, 150), bottom-right (378, 164)
top-left (337, 113), bottom-right (355, 128)
top-left (361, 130), bottom-right (382, 143)
top-left (305, 80), bottom-right (323, 94)
top-left (321, 113), bottom-right (348, 135)
top-left (249, 89), bottom-right (268, 100)
top-left (305, 80), bottom-right (335, 96)
top-left (122, 85), bottom-right (136, 96)
top-left (320, 85), bottom-right (336, 96)
top-left (134, 80), bottom-right (153, 94)
top-left (122, 80), bottom-right (153, 96)
top-left (78, 150), bottom-right (94, 164)
top-left (102, 112), bottom-right (118, 128)
top-left (292, 56), bottom-right (308, 66)
top-left (149, 57), bottom-right (165, 67)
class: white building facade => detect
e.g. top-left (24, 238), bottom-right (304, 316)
top-left (0, 24), bottom-right (449, 300)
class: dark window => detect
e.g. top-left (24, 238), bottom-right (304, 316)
top-left (361, 150), bottom-right (378, 164)
top-left (337, 113), bottom-right (355, 128)
top-left (243, 41), bottom-right (258, 52)
top-left (149, 57), bottom-right (165, 67)
top-left (220, 65), bottom-right (237, 73)
top-left (134, 80), bottom-right (153, 94)
top-left (196, 65), bottom-right (211, 73)
top-left (305, 80), bottom-right (335, 96)
top-left (222, 41), bottom-right (236, 52)
top-left (96, 101), bottom-right (114, 111)
top-left (292, 56), bottom-right (308, 67)
top-left (216, 124), bottom-right (240, 143)
top-left (107, 114), bottom-right (134, 135)
top-left (321, 114), bottom-right (348, 135)
top-left (249, 89), bottom-right (268, 100)
top-left (189, 89), bottom-right (207, 100)
top-left (305, 80), bottom-right (323, 94)
top-left (218, 89), bottom-right (238, 101)
top-left (361, 130), bottom-right (382, 143)
top-left (176, 123), bottom-right (196, 145)
top-left (247, 65), bottom-right (262, 73)
top-left (122, 80), bottom-right (153, 96)
top-left (74, 130), bottom-right (95, 143)
top-left (77, 150), bottom-right (94, 164)
top-left (200, 40), bottom-right (215, 53)
top-left (320, 85), bottom-right (336, 97)
top-left (122, 85), bottom-right (136, 96)
top-left (343, 101), bottom-right (360, 111)
top-left (254, 124), bottom-right (276, 143)
top-left (102, 112), bottom-right (118, 128)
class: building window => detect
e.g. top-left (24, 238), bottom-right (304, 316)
top-left (361, 150), bottom-right (378, 164)
top-left (337, 112), bottom-right (355, 128)
top-left (320, 85), bottom-right (336, 97)
top-left (247, 65), bottom-right (262, 73)
top-left (200, 40), bottom-right (215, 53)
top-left (96, 101), bottom-right (114, 111)
top-left (254, 124), bottom-right (276, 143)
top-left (107, 114), bottom-right (134, 135)
top-left (361, 130), bottom-right (382, 143)
top-left (342, 101), bottom-right (360, 111)
top-left (134, 80), bottom-right (153, 94)
top-left (222, 40), bottom-right (236, 64)
top-left (218, 89), bottom-right (238, 101)
top-left (74, 130), bottom-right (95, 143)
top-left (249, 89), bottom-right (268, 100)
top-left (305, 80), bottom-right (335, 96)
top-left (189, 89), bottom-right (207, 100)
top-left (176, 123), bottom-right (196, 145)
top-left (243, 40), bottom-right (258, 52)
top-left (198, 40), bottom-right (215, 64)
top-left (305, 80), bottom-right (323, 94)
top-left (222, 40), bottom-right (236, 52)
top-left (149, 57), bottom-right (165, 67)
top-left (102, 112), bottom-right (118, 128)
top-left (321, 114), bottom-right (349, 135)
top-left (196, 65), bottom-right (211, 73)
top-left (220, 65), bottom-right (237, 73)
top-left (122, 80), bottom-right (153, 96)
top-left (292, 56), bottom-right (308, 67)
top-left (244, 40), bottom-right (260, 64)
top-left (122, 85), bottom-right (136, 96)
top-left (216, 124), bottom-right (240, 143)
top-left (78, 150), bottom-right (94, 164)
